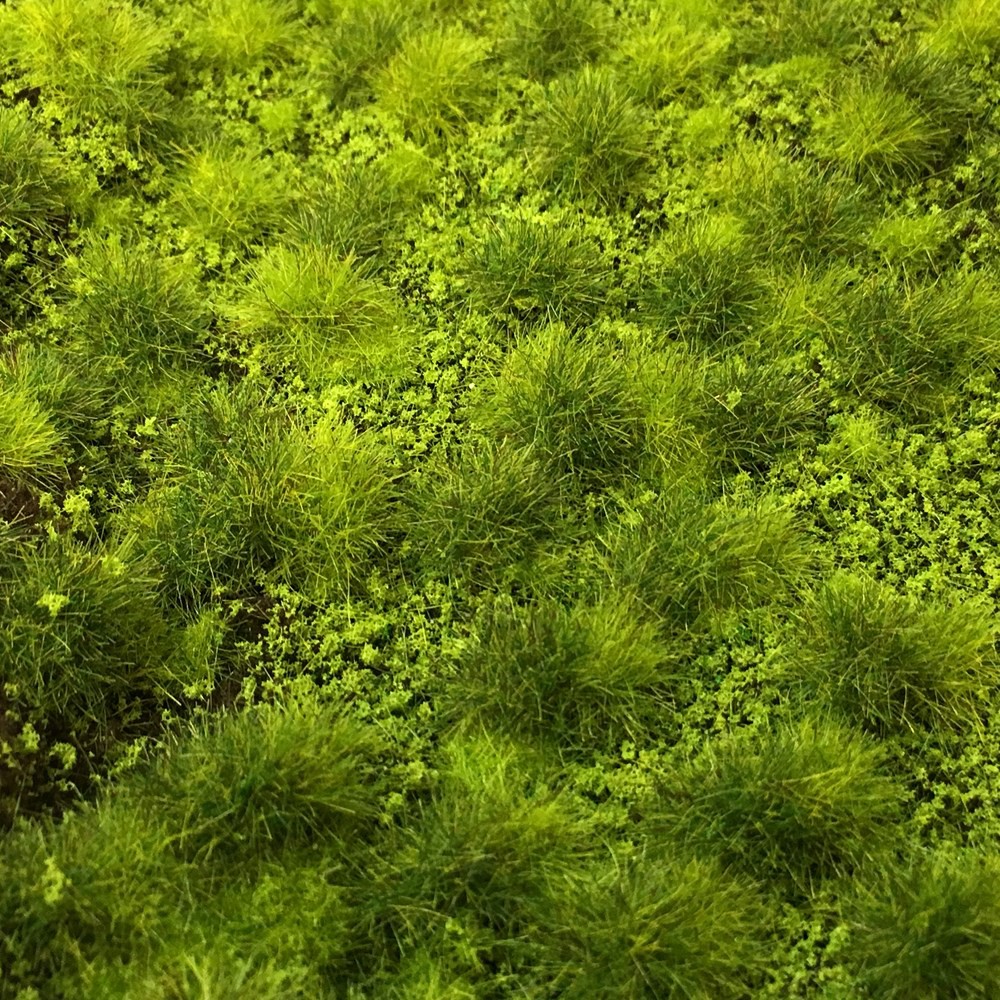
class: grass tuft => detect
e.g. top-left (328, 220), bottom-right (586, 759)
top-left (181, 0), bottom-right (302, 74)
top-left (463, 213), bottom-right (608, 329)
top-left (656, 712), bottom-right (906, 891)
top-left (527, 64), bottom-right (654, 206)
top-left (500, 0), bottom-right (612, 81)
top-left (783, 570), bottom-right (1000, 736)
top-left (846, 847), bottom-right (1000, 999)
top-left (374, 27), bottom-right (492, 147)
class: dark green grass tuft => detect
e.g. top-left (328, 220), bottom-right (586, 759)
top-left (527, 64), bottom-right (654, 206)
top-left (440, 593), bottom-right (684, 752)
top-left (845, 847), bottom-right (1000, 999)
top-left (463, 213), bottom-right (609, 329)
top-left (783, 570), bottom-right (1000, 736)
top-left (655, 712), bottom-right (906, 891)
top-left (468, 322), bottom-right (652, 491)
top-left (500, 0), bottom-right (612, 81)
top-left (540, 845), bottom-right (771, 999)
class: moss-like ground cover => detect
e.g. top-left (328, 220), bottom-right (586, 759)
top-left (4, 0), bottom-right (1000, 995)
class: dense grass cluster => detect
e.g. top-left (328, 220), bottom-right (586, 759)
top-left (4, 0), bottom-right (1000, 996)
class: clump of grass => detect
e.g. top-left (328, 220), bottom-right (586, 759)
top-left (601, 482), bottom-right (819, 632)
top-left (708, 143), bottom-right (874, 266)
top-left (845, 847), bottom-right (1000, 999)
top-left (463, 213), bottom-right (609, 329)
top-left (113, 379), bottom-right (398, 607)
top-left (228, 242), bottom-right (409, 384)
top-left (639, 213), bottom-right (765, 346)
top-left (169, 142), bottom-right (293, 250)
top-left (0, 105), bottom-right (71, 237)
top-left (0, 531), bottom-right (175, 729)
top-left (374, 27), bottom-right (492, 147)
top-left (284, 147), bottom-right (436, 266)
top-left (66, 232), bottom-right (210, 384)
top-left (469, 323), bottom-right (652, 491)
top-left (829, 269), bottom-right (1000, 418)
top-left (370, 734), bottom-right (586, 958)
top-left (527, 65), bottom-right (654, 205)
top-left (655, 713), bottom-right (906, 891)
top-left (500, 0), bottom-right (612, 81)
top-left (783, 570), bottom-right (1000, 736)
top-left (180, 0), bottom-right (302, 74)
top-left (3, 0), bottom-right (177, 148)
top-left (812, 41), bottom-right (985, 188)
top-left (924, 0), bottom-right (1000, 58)
top-left (736, 0), bottom-right (876, 62)
top-left (134, 688), bottom-right (383, 866)
top-left (441, 593), bottom-right (683, 751)
top-left (697, 351), bottom-right (826, 474)
top-left (615, 7), bottom-right (732, 105)
top-left (541, 846), bottom-right (770, 999)
top-left (312, 0), bottom-right (415, 106)
top-left (0, 382), bottom-right (67, 486)
top-left (406, 436), bottom-right (567, 587)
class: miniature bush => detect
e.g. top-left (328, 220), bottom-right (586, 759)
top-left (463, 213), bottom-right (609, 329)
top-left (135, 689), bottom-right (383, 866)
top-left (639, 214), bottom-right (765, 346)
top-left (527, 65), bottom-right (654, 205)
top-left (169, 142), bottom-right (293, 250)
top-left (0, 531), bottom-right (176, 728)
top-left (541, 847), bottom-right (769, 999)
top-left (602, 483), bottom-right (818, 632)
top-left (406, 436), bottom-right (567, 586)
top-left (228, 243), bottom-right (409, 384)
top-left (500, 0), bottom-right (612, 81)
top-left (656, 713), bottom-right (906, 891)
top-left (113, 379), bottom-right (398, 607)
top-left (440, 593), bottom-right (683, 751)
top-left (784, 570), bottom-right (1000, 736)
top-left (846, 847), bottom-right (1000, 999)
top-left (469, 323), bottom-right (652, 491)
top-left (374, 27), bottom-right (492, 147)
top-left (180, 0), bottom-right (302, 74)
top-left (0, 105), bottom-right (71, 237)
top-left (3, 0), bottom-right (177, 148)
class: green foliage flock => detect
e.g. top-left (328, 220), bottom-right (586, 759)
top-left (3, 0), bottom-right (1000, 995)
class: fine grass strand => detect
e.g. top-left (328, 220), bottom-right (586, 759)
top-left (845, 847), bottom-right (1000, 999)
top-left (374, 27), bottom-right (492, 147)
top-left (0, 383), bottom-right (67, 485)
top-left (541, 846), bottom-right (770, 999)
top-left (500, 0), bottom-right (612, 81)
top-left (463, 213), bottom-right (609, 329)
top-left (468, 323), bottom-right (652, 491)
top-left (783, 570), bottom-right (1000, 736)
top-left (440, 593), bottom-right (684, 751)
top-left (655, 712), bottom-right (906, 891)
top-left (527, 64), bottom-right (654, 206)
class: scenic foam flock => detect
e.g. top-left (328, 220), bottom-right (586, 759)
top-left (3, 0), bottom-right (1000, 996)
